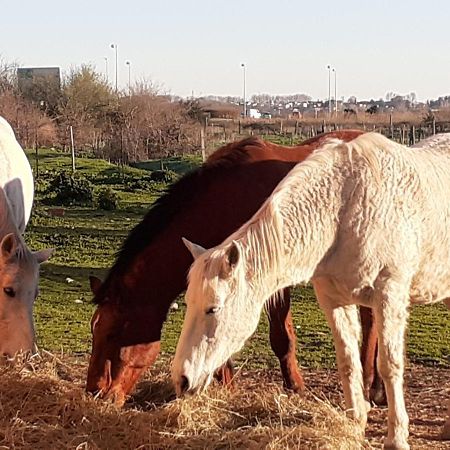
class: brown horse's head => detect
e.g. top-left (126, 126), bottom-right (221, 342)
top-left (0, 233), bottom-right (52, 357)
top-left (86, 276), bottom-right (161, 405)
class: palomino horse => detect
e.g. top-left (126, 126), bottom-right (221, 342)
top-left (87, 130), bottom-right (381, 406)
top-left (0, 116), bottom-right (52, 356)
top-left (0, 187), bottom-right (52, 356)
top-left (173, 132), bottom-right (450, 450)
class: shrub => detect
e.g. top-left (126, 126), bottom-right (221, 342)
top-left (123, 175), bottom-right (156, 192)
top-left (47, 171), bottom-right (94, 206)
top-left (96, 187), bottom-right (119, 210)
top-left (150, 170), bottom-right (177, 183)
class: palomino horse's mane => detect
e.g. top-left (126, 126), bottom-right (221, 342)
top-left (94, 137), bottom-right (276, 304)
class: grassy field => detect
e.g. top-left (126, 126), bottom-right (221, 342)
top-left (24, 146), bottom-right (450, 370)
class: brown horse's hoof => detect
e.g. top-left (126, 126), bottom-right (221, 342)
top-left (282, 371), bottom-right (306, 393)
top-left (284, 380), bottom-right (305, 393)
top-left (370, 386), bottom-right (387, 407)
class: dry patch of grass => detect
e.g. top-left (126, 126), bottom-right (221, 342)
top-left (0, 353), bottom-right (367, 449)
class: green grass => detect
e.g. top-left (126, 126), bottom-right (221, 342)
top-left (24, 148), bottom-right (450, 369)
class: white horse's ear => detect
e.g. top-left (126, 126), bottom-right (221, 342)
top-left (182, 238), bottom-right (206, 260)
top-left (0, 233), bottom-right (18, 260)
top-left (34, 248), bottom-right (54, 264)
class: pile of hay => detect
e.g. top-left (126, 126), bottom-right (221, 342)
top-left (0, 353), bottom-right (367, 449)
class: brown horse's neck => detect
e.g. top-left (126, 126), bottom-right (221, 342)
top-left (101, 131), bottom-right (365, 332)
top-left (109, 159), bottom-right (299, 327)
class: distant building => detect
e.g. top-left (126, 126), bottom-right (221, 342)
top-left (18, 67), bottom-right (60, 89)
top-left (248, 108), bottom-right (261, 119)
top-left (17, 67), bottom-right (61, 111)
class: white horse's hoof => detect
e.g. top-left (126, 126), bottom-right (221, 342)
top-left (383, 439), bottom-right (410, 450)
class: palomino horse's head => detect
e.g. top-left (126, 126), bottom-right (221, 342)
top-left (0, 233), bottom-right (52, 357)
top-left (87, 276), bottom-right (161, 405)
top-left (172, 238), bottom-right (263, 396)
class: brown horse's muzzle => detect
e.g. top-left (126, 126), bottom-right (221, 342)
top-left (86, 341), bottom-right (161, 406)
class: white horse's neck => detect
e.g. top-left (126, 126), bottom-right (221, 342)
top-left (227, 143), bottom-right (346, 302)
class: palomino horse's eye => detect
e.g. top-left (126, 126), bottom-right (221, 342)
top-left (3, 287), bottom-right (16, 298)
top-left (206, 306), bottom-right (220, 315)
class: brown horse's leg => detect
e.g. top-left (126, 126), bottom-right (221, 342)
top-left (214, 359), bottom-right (234, 386)
top-left (266, 288), bottom-right (305, 392)
top-left (360, 306), bottom-right (387, 406)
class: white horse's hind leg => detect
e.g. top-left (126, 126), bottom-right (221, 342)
top-left (315, 282), bottom-right (368, 429)
top-left (373, 278), bottom-right (410, 450)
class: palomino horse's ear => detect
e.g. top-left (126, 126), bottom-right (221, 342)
top-left (34, 248), bottom-right (54, 264)
top-left (89, 276), bottom-right (103, 296)
top-left (226, 241), bottom-right (240, 268)
top-left (182, 237), bottom-right (206, 260)
top-left (220, 241), bottom-right (241, 279)
top-left (0, 233), bottom-right (18, 260)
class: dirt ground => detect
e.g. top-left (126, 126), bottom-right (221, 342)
top-left (0, 354), bottom-right (447, 449)
top-left (235, 365), bottom-right (450, 449)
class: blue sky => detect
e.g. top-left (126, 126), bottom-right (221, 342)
top-left (2, 0), bottom-right (449, 100)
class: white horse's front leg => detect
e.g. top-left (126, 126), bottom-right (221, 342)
top-left (315, 284), bottom-right (368, 429)
top-left (373, 279), bottom-right (410, 450)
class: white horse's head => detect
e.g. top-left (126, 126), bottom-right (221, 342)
top-left (0, 233), bottom-right (52, 357)
top-left (171, 238), bottom-right (264, 395)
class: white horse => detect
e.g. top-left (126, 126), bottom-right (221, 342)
top-left (0, 117), bottom-right (52, 356)
top-left (0, 116), bottom-right (34, 233)
top-left (172, 132), bottom-right (450, 450)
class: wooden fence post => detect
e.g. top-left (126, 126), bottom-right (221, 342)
top-left (409, 125), bottom-right (416, 146)
top-left (200, 128), bottom-right (206, 162)
top-left (70, 125), bottom-right (76, 172)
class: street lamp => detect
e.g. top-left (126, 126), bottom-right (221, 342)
top-left (110, 43), bottom-right (118, 93)
top-left (332, 68), bottom-right (337, 115)
top-left (241, 63), bottom-right (246, 118)
top-left (125, 61), bottom-right (131, 96)
top-left (327, 65), bottom-right (332, 116)
top-left (104, 57), bottom-right (108, 83)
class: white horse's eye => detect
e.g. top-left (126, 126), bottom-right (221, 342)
top-left (3, 287), bottom-right (16, 298)
top-left (206, 306), bottom-right (220, 315)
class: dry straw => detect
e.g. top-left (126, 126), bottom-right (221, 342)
top-left (0, 352), bottom-right (367, 449)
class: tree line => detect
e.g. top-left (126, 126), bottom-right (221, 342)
top-left (0, 58), bottom-right (202, 163)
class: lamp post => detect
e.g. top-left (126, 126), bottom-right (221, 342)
top-left (110, 43), bottom-right (118, 93)
top-left (333, 68), bottom-right (337, 115)
top-left (125, 61), bottom-right (131, 96)
top-left (241, 63), bottom-right (246, 118)
top-left (327, 64), bottom-right (332, 116)
top-left (104, 57), bottom-right (108, 83)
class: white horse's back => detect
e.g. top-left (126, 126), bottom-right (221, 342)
top-left (0, 117), bottom-right (34, 233)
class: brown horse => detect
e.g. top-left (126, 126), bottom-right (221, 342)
top-left (87, 130), bottom-right (381, 405)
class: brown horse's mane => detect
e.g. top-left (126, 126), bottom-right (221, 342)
top-left (94, 137), bottom-right (270, 304)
